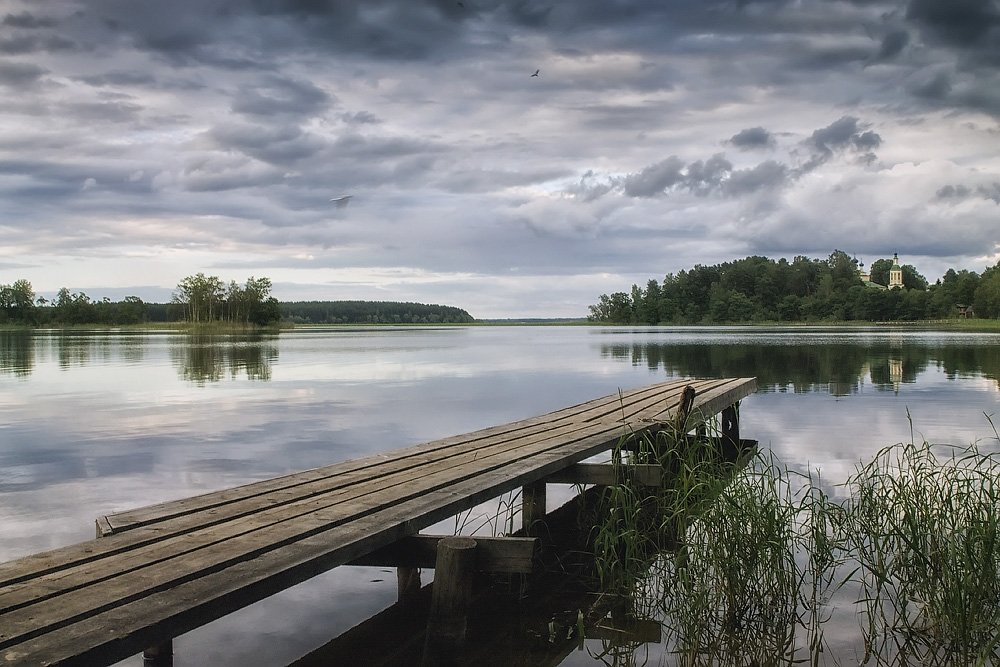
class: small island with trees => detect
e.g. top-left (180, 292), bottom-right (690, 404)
top-left (0, 273), bottom-right (474, 327)
top-left (588, 250), bottom-right (1000, 324)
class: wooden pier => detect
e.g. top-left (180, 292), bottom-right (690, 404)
top-left (0, 377), bottom-right (756, 666)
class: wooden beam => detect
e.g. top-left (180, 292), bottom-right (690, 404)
top-left (346, 534), bottom-right (539, 574)
top-left (543, 462), bottom-right (662, 487)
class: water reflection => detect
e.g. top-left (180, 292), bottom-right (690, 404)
top-left (0, 331), bottom-right (32, 377)
top-left (171, 334), bottom-right (278, 383)
top-left (601, 335), bottom-right (1000, 395)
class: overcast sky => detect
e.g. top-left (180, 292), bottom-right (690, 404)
top-left (1, 0), bottom-right (998, 317)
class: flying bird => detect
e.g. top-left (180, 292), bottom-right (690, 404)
top-left (330, 195), bottom-right (353, 209)
top-left (531, 69), bottom-right (539, 77)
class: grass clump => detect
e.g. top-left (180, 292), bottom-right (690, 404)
top-left (591, 411), bottom-right (1000, 667)
top-left (846, 422), bottom-right (1000, 666)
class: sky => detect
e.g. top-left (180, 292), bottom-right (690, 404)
top-left (1, 0), bottom-right (999, 318)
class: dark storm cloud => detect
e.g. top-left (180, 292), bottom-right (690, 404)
top-left (809, 116), bottom-right (864, 153)
top-left (617, 153), bottom-right (790, 200)
top-left (2, 12), bottom-right (59, 29)
top-left (685, 154), bottom-right (734, 195)
top-left (729, 127), bottom-right (775, 150)
top-left (0, 33), bottom-right (75, 55)
top-left (209, 124), bottom-right (321, 165)
top-left (621, 156), bottom-right (686, 198)
top-left (935, 184), bottom-right (972, 199)
top-left (875, 29), bottom-right (909, 61)
top-left (0, 61), bottom-right (48, 89)
top-left (340, 111), bottom-right (382, 125)
top-left (906, 67), bottom-right (952, 100)
top-left (76, 70), bottom-right (159, 88)
top-left (724, 160), bottom-right (791, 196)
top-left (801, 116), bottom-right (882, 171)
top-left (231, 76), bottom-right (332, 118)
top-left (905, 0), bottom-right (999, 47)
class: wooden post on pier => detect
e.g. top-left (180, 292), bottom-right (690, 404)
top-left (423, 536), bottom-right (477, 666)
top-left (522, 481), bottom-right (546, 536)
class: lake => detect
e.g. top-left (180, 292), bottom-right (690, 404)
top-left (1, 325), bottom-right (998, 666)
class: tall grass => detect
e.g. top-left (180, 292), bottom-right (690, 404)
top-left (591, 412), bottom-right (1000, 666)
top-left (845, 421), bottom-right (1000, 666)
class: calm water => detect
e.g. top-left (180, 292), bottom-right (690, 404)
top-left (2, 326), bottom-right (999, 666)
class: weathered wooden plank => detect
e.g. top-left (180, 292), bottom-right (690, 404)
top-left (346, 535), bottom-right (538, 573)
top-left (0, 380), bottom-right (752, 628)
top-left (0, 418), bottom-right (634, 637)
top-left (0, 379), bottom-right (752, 618)
top-left (0, 383), bottom-right (684, 605)
top-left (0, 378), bottom-right (757, 666)
top-left (3, 378), bottom-right (719, 594)
top-left (102, 378), bottom-right (683, 531)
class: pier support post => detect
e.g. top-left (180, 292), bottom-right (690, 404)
top-left (142, 641), bottom-right (173, 667)
top-left (521, 481), bottom-right (546, 535)
top-left (397, 566), bottom-right (422, 601)
top-left (423, 536), bottom-right (477, 667)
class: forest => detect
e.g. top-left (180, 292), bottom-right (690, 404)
top-left (0, 274), bottom-right (280, 327)
top-left (0, 275), bottom-right (474, 326)
top-left (279, 301), bottom-right (474, 324)
top-left (588, 250), bottom-right (1000, 324)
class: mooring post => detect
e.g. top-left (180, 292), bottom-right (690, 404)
top-left (423, 536), bottom-right (477, 667)
top-left (142, 642), bottom-right (173, 667)
top-left (721, 403), bottom-right (739, 460)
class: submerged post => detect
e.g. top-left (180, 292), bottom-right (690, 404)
top-left (423, 536), bottom-right (477, 666)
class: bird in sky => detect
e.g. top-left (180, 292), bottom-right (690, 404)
top-left (330, 195), bottom-right (353, 209)
top-left (531, 69), bottom-right (539, 77)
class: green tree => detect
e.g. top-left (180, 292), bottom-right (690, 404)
top-left (869, 258), bottom-right (892, 287)
top-left (642, 279), bottom-right (662, 324)
top-left (901, 264), bottom-right (928, 291)
top-left (974, 264), bottom-right (1000, 318)
top-left (0, 279), bottom-right (36, 323)
top-left (118, 296), bottom-right (148, 325)
top-left (174, 273), bottom-right (225, 323)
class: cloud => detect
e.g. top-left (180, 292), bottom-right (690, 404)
top-left (231, 76), bottom-right (332, 118)
top-left (875, 29), bottom-right (909, 61)
top-left (729, 127), bottom-right (776, 150)
top-left (725, 161), bottom-right (791, 196)
top-left (2, 12), bottom-right (59, 29)
top-left (621, 157), bottom-right (686, 198)
top-left (905, 0), bottom-right (1000, 47)
top-left (2, 0), bottom-right (1000, 317)
top-left (0, 61), bottom-right (49, 89)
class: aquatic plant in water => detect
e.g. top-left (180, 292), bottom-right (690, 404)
top-left (592, 411), bottom-right (1000, 667)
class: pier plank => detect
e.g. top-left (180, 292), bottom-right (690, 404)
top-left (0, 377), bottom-right (756, 666)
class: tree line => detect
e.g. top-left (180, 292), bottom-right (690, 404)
top-left (280, 301), bottom-right (475, 324)
top-left (2, 275), bottom-right (475, 327)
top-left (588, 250), bottom-right (1000, 324)
top-left (0, 274), bottom-right (281, 326)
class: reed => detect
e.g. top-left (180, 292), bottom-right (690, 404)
top-left (844, 417), bottom-right (1000, 666)
top-left (591, 411), bottom-right (1000, 666)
